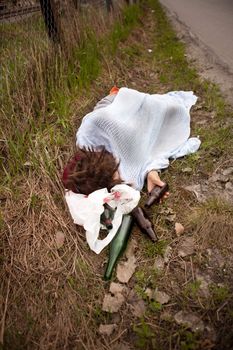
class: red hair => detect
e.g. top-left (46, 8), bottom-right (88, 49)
top-left (62, 148), bottom-right (123, 195)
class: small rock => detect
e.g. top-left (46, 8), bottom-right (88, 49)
top-left (24, 161), bottom-right (32, 167)
top-left (131, 299), bottom-right (146, 318)
top-left (125, 238), bottom-right (138, 259)
top-left (207, 248), bottom-right (225, 268)
top-left (127, 289), bottom-right (138, 304)
top-left (111, 313), bottom-right (121, 324)
top-left (174, 310), bottom-right (204, 332)
top-left (196, 272), bottom-right (211, 298)
top-left (160, 207), bottom-right (177, 223)
top-left (117, 256), bottom-right (137, 283)
top-left (175, 222), bottom-right (185, 236)
top-left (222, 167), bottom-right (233, 176)
top-left (99, 323), bottom-right (117, 336)
top-left (55, 231), bottom-right (65, 249)
top-left (154, 290), bottom-right (170, 304)
top-left (128, 290), bottom-right (146, 317)
top-left (145, 288), bottom-right (153, 300)
top-left (182, 167), bottom-right (192, 173)
top-left (218, 174), bottom-right (229, 183)
top-left (164, 246), bottom-right (172, 263)
top-left (178, 237), bottom-right (195, 257)
top-left (160, 311), bottom-right (173, 321)
top-left (205, 325), bottom-right (217, 342)
top-left (166, 214), bottom-right (177, 223)
top-left (112, 343), bottom-right (131, 350)
top-left (184, 184), bottom-right (207, 202)
top-left (102, 293), bottom-right (125, 313)
top-left (154, 256), bottom-right (165, 271)
top-left (196, 120), bottom-right (207, 126)
top-left (225, 181), bottom-right (233, 192)
top-left (109, 282), bottom-right (125, 295)
top-left (209, 174), bottom-right (229, 183)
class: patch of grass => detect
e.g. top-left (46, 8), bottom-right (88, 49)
top-left (0, 3), bottom-right (144, 349)
top-left (134, 270), bottom-right (148, 298)
top-left (134, 267), bottom-right (160, 299)
top-left (0, 2), bottom-right (142, 184)
top-left (148, 300), bottom-right (162, 312)
top-left (133, 319), bottom-right (156, 349)
top-left (200, 81), bottom-right (227, 118)
top-left (93, 305), bottom-right (111, 324)
top-left (179, 329), bottom-right (200, 350)
top-left (171, 152), bottom-right (201, 174)
top-left (108, 4), bottom-right (141, 54)
top-left (149, 0), bottom-right (199, 91)
top-left (184, 280), bottom-right (201, 299)
top-left (142, 239), bottom-right (168, 258)
top-left (210, 284), bottom-right (230, 304)
top-left (198, 125), bottom-right (233, 155)
top-left (29, 194), bottom-right (42, 211)
top-left (188, 198), bottom-right (233, 252)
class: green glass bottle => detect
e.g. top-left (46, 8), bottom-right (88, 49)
top-left (104, 214), bottom-right (134, 281)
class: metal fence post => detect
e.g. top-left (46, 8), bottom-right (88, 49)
top-left (39, 0), bottom-right (60, 42)
top-left (106, 0), bottom-right (113, 12)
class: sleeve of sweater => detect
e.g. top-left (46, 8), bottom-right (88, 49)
top-left (94, 94), bottom-right (117, 110)
top-left (140, 137), bottom-right (201, 186)
top-left (139, 158), bottom-right (169, 187)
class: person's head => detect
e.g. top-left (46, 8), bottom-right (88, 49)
top-left (62, 147), bottom-right (123, 195)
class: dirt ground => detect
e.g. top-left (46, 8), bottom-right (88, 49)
top-left (1, 1), bottom-right (233, 349)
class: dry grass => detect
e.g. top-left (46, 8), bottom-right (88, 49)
top-left (0, 1), bottom-right (140, 349)
top-left (1, 1), bottom-right (233, 349)
top-left (188, 199), bottom-right (233, 252)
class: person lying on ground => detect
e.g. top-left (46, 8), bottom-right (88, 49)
top-left (62, 86), bottom-right (200, 199)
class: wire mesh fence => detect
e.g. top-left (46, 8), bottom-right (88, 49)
top-left (0, 1), bottom-right (138, 52)
top-left (0, 0), bottom-right (136, 172)
top-left (0, 1), bottom-right (141, 347)
top-left (0, 0), bottom-right (132, 116)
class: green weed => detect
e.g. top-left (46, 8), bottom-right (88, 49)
top-left (198, 125), bottom-right (233, 154)
top-left (149, 300), bottom-right (162, 312)
top-left (179, 330), bottom-right (200, 350)
top-left (210, 284), bottom-right (230, 304)
top-left (133, 319), bottom-right (156, 349)
top-left (142, 239), bottom-right (168, 258)
top-left (0, 2), bottom-right (142, 186)
top-left (149, 0), bottom-right (198, 91)
top-left (184, 281), bottom-right (201, 299)
top-left (29, 194), bottom-right (42, 211)
top-left (134, 267), bottom-right (160, 298)
top-left (108, 3), bottom-right (141, 54)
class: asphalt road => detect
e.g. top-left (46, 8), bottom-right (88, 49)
top-left (159, 0), bottom-right (233, 74)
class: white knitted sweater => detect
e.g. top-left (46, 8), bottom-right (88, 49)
top-left (76, 88), bottom-right (200, 190)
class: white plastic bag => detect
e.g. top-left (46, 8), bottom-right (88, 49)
top-left (65, 184), bottom-right (140, 254)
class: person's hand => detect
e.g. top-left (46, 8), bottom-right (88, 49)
top-left (147, 170), bottom-right (170, 201)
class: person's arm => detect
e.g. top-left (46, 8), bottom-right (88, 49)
top-left (147, 170), bottom-right (169, 200)
top-left (94, 86), bottom-right (119, 111)
top-left (94, 94), bottom-right (116, 110)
